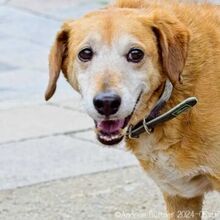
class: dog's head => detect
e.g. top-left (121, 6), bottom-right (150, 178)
top-left (45, 8), bottom-right (190, 146)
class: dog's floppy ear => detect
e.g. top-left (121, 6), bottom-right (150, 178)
top-left (151, 13), bottom-right (190, 85)
top-left (45, 23), bottom-right (71, 101)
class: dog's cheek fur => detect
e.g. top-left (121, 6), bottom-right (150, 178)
top-left (66, 59), bottom-right (80, 92)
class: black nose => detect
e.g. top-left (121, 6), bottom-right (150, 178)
top-left (93, 92), bottom-right (121, 116)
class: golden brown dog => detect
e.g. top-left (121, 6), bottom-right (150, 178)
top-left (45, 0), bottom-right (220, 219)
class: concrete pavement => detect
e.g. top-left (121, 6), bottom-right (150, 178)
top-left (0, 0), bottom-right (219, 219)
top-left (0, 167), bottom-right (219, 220)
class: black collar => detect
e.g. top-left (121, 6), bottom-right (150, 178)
top-left (126, 80), bottom-right (198, 139)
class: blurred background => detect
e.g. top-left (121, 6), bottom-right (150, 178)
top-left (0, 0), bottom-right (219, 219)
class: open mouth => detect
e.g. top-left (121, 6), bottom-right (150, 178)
top-left (95, 116), bottom-right (131, 146)
top-left (94, 92), bottom-right (142, 146)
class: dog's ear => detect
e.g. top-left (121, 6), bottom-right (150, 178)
top-left (151, 13), bottom-right (190, 85)
top-left (45, 23), bottom-right (71, 101)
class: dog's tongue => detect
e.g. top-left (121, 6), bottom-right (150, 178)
top-left (97, 119), bottom-right (125, 134)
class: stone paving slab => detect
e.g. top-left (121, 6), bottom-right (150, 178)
top-left (0, 69), bottom-right (48, 102)
top-left (0, 6), bottom-right (61, 47)
top-left (53, 97), bottom-right (84, 112)
top-left (0, 61), bottom-right (18, 72)
top-left (0, 104), bottom-right (93, 144)
top-left (8, 0), bottom-right (109, 20)
top-left (0, 135), bottom-right (137, 190)
top-left (0, 0), bottom-right (6, 4)
top-left (71, 130), bottom-right (96, 143)
top-left (0, 166), bottom-right (219, 220)
top-left (0, 68), bottom-right (75, 104)
top-left (0, 37), bottom-right (48, 72)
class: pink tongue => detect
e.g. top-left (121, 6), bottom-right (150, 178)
top-left (97, 120), bottom-right (125, 134)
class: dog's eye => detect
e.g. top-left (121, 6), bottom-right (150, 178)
top-left (127, 49), bottom-right (144, 63)
top-left (78, 48), bottom-right (93, 62)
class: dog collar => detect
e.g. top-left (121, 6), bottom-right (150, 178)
top-left (126, 80), bottom-right (198, 139)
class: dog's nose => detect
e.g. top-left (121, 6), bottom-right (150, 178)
top-left (93, 92), bottom-right (121, 116)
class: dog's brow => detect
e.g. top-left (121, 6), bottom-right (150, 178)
top-left (113, 35), bottom-right (145, 53)
top-left (78, 32), bottom-right (102, 49)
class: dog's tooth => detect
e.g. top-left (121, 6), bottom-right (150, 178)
top-left (103, 135), bottom-right (111, 141)
top-left (102, 136), bottom-right (107, 140)
top-left (100, 135), bottom-right (105, 139)
top-left (100, 135), bottom-right (108, 141)
top-left (99, 133), bottom-right (123, 142)
top-left (112, 135), bottom-right (117, 140)
top-left (112, 134), bottom-right (120, 140)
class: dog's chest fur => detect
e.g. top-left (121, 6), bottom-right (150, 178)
top-left (132, 135), bottom-right (212, 198)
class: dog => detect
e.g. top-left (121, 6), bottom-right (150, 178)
top-left (45, 0), bottom-right (220, 219)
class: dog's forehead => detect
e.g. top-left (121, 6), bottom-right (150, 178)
top-left (71, 9), bottom-right (152, 45)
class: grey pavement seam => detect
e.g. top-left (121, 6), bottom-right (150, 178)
top-left (67, 134), bottom-right (97, 144)
top-left (0, 128), bottom-right (93, 146)
top-left (0, 165), bottom-right (138, 192)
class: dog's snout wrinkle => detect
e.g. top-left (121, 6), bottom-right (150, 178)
top-left (93, 92), bottom-right (121, 117)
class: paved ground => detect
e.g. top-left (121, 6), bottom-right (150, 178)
top-left (0, 0), bottom-right (219, 219)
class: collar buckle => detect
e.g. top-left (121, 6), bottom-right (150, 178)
top-left (143, 118), bottom-right (153, 135)
top-left (127, 125), bottom-right (137, 139)
top-left (126, 119), bottom-right (153, 139)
